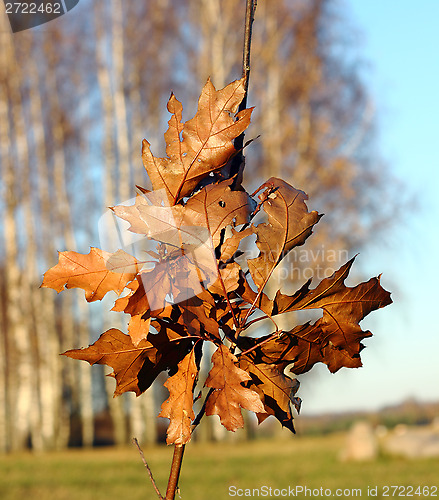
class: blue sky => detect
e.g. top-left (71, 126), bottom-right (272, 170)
top-left (299, 0), bottom-right (439, 415)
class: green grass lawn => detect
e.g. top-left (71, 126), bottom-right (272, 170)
top-left (0, 432), bottom-right (437, 499)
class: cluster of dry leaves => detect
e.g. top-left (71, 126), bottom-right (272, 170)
top-left (42, 78), bottom-right (392, 445)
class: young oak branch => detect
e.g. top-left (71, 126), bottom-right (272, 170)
top-left (42, 77), bottom-right (392, 446)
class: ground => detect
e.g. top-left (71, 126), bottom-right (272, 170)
top-left (0, 432), bottom-right (437, 499)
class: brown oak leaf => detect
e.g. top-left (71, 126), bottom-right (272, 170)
top-left (248, 178), bottom-right (321, 289)
top-left (63, 329), bottom-right (155, 396)
top-left (238, 356), bottom-right (301, 432)
top-left (63, 325), bottom-right (194, 396)
top-left (127, 314), bottom-right (151, 347)
top-left (205, 344), bottom-right (266, 431)
top-left (239, 258), bottom-right (392, 373)
top-left (159, 348), bottom-right (199, 445)
top-left (142, 78), bottom-right (253, 205)
top-left (184, 180), bottom-right (254, 248)
top-left (174, 290), bottom-right (220, 340)
top-left (111, 279), bottom-right (140, 312)
top-left (41, 247), bottom-right (139, 302)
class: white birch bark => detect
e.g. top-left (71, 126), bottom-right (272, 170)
top-left (18, 32), bottom-right (69, 451)
top-left (0, 15), bottom-right (13, 452)
top-left (0, 264), bottom-right (6, 452)
top-left (111, 0), bottom-right (131, 203)
top-left (200, 0), bottom-right (226, 88)
top-left (43, 48), bottom-right (95, 447)
top-left (197, 0), bottom-right (242, 89)
top-left (1, 26), bottom-right (35, 451)
top-left (94, 0), bottom-right (127, 445)
top-left (112, 2), bottom-right (163, 446)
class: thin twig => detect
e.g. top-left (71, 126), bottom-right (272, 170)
top-left (237, 329), bottom-right (281, 359)
top-left (191, 387), bottom-right (216, 430)
top-left (132, 437), bottom-right (164, 500)
top-left (239, 0), bottom-right (257, 110)
top-left (243, 313), bottom-right (279, 331)
top-left (230, 0), bottom-right (258, 183)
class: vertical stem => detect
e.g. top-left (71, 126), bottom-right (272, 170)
top-left (165, 444), bottom-right (185, 500)
top-left (238, 0), bottom-right (257, 114)
top-left (231, 0), bottom-right (258, 182)
top-left (161, 4), bottom-right (258, 498)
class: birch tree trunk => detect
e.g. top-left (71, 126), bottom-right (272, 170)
top-left (0, 266), bottom-right (6, 452)
top-left (19, 32), bottom-right (68, 451)
top-left (0, 258), bottom-right (6, 451)
top-left (44, 42), bottom-right (95, 448)
top-left (111, 0), bottom-right (131, 203)
top-left (196, 0), bottom-right (243, 88)
top-left (0, 16), bottom-right (13, 452)
top-left (94, 0), bottom-right (128, 445)
top-left (1, 27), bottom-right (35, 451)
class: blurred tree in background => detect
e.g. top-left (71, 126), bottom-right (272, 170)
top-left (0, 0), bottom-right (397, 452)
